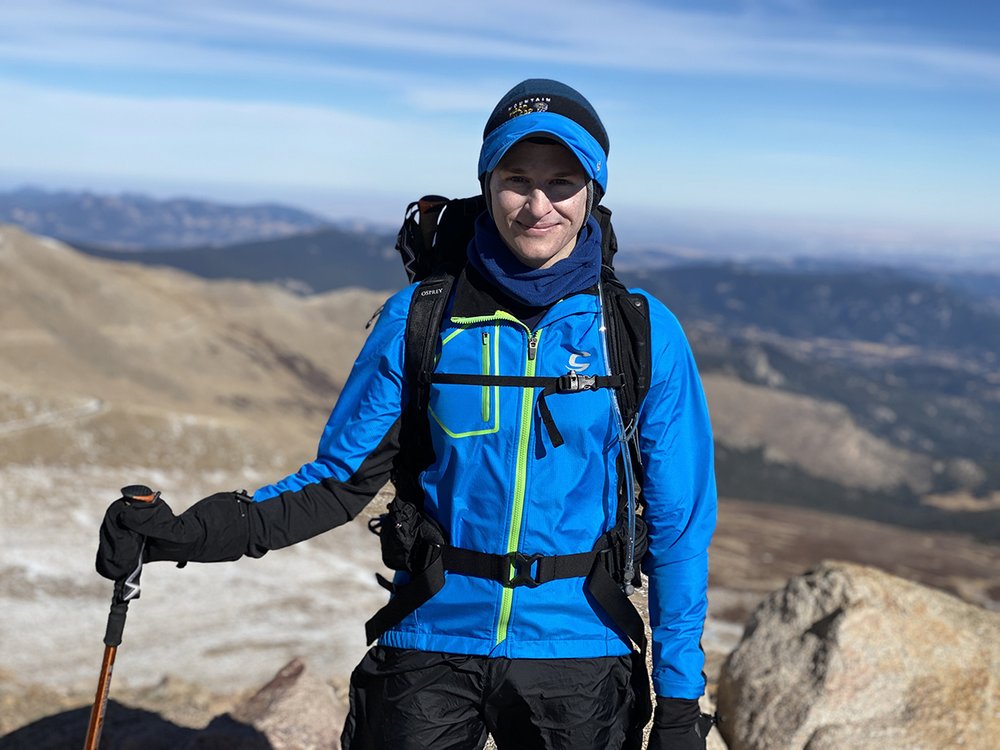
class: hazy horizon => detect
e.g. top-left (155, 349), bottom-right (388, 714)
top-left (2, 179), bottom-right (997, 274)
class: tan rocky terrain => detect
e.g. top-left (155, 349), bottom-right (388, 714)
top-left (0, 223), bottom-right (384, 472)
top-left (718, 561), bottom-right (999, 750)
top-left (703, 374), bottom-right (934, 493)
top-left (2, 225), bottom-right (998, 747)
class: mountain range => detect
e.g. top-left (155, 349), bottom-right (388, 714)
top-left (624, 262), bottom-right (1000, 528)
top-left (76, 225), bottom-right (406, 294)
top-left (0, 187), bottom-right (332, 249)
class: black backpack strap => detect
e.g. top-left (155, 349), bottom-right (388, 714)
top-left (404, 273), bottom-right (455, 414)
top-left (591, 271), bottom-right (653, 676)
top-left (364, 550), bottom-right (445, 645)
top-left (363, 543), bottom-right (595, 645)
top-left (589, 561), bottom-right (653, 748)
top-left (593, 203), bottom-right (618, 268)
top-left (600, 274), bottom-right (652, 435)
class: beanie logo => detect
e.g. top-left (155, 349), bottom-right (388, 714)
top-left (508, 96), bottom-right (551, 120)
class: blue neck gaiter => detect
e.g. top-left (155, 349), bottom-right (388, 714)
top-left (467, 212), bottom-right (602, 308)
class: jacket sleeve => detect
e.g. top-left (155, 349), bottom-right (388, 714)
top-left (635, 292), bottom-right (717, 699)
top-left (246, 284), bottom-right (415, 552)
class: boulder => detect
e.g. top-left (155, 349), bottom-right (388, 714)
top-left (207, 657), bottom-right (346, 750)
top-left (717, 560), bottom-right (999, 750)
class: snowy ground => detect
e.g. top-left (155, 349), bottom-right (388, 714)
top-left (0, 464), bottom-right (388, 694)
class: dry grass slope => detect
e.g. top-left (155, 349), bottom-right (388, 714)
top-left (0, 224), bottom-right (389, 472)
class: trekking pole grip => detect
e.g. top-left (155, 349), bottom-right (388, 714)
top-left (122, 485), bottom-right (158, 503)
top-left (103, 484), bottom-right (159, 646)
top-left (104, 600), bottom-right (130, 647)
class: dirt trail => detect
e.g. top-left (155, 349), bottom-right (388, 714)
top-left (0, 398), bottom-right (105, 436)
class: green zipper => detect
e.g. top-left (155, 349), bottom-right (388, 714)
top-left (495, 327), bottom-right (540, 646)
top-left (450, 312), bottom-right (543, 645)
top-left (481, 331), bottom-right (490, 422)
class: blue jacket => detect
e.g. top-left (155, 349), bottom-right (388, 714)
top-left (253, 272), bottom-right (716, 699)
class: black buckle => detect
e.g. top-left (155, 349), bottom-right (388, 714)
top-left (504, 551), bottom-right (543, 588)
top-left (557, 372), bottom-right (597, 392)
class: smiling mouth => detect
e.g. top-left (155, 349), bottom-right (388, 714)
top-left (518, 221), bottom-right (559, 233)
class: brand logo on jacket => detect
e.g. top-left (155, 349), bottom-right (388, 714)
top-left (568, 352), bottom-right (591, 373)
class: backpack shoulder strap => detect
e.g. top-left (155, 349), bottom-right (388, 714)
top-left (591, 202), bottom-right (649, 431)
top-left (391, 270), bottom-right (455, 506)
top-left (593, 203), bottom-right (618, 268)
top-left (600, 272), bottom-right (652, 435)
top-left (404, 272), bottom-right (455, 413)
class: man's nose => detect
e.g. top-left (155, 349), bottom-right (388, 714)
top-left (524, 187), bottom-right (553, 216)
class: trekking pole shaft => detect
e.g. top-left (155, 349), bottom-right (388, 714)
top-left (83, 645), bottom-right (118, 750)
top-left (84, 598), bottom-right (130, 749)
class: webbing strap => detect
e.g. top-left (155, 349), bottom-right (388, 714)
top-left (367, 544), bottom-right (600, 645)
top-left (364, 541), bottom-right (647, 659)
top-left (365, 552), bottom-right (445, 645)
top-left (587, 563), bottom-right (652, 748)
top-left (427, 372), bottom-right (623, 389)
top-left (441, 545), bottom-right (598, 588)
top-left (427, 371), bottom-right (625, 448)
top-left (586, 563), bottom-right (646, 652)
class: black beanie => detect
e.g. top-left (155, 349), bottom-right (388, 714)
top-left (483, 79), bottom-right (610, 157)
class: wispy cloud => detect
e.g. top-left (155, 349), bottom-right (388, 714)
top-left (3, 0), bottom-right (999, 96)
top-left (0, 78), bottom-right (477, 194)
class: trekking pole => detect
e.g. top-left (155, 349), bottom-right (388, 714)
top-left (84, 485), bottom-right (159, 750)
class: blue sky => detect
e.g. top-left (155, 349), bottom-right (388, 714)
top-left (1, 0), bottom-right (998, 259)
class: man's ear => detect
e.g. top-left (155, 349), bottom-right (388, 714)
top-left (482, 176), bottom-right (494, 220)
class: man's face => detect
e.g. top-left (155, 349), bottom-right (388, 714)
top-left (488, 139), bottom-right (589, 270)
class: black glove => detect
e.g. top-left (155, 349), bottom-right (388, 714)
top-left (646, 697), bottom-right (715, 750)
top-left (96, 491), bottom-right (259, 580)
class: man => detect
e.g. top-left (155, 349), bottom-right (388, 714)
top-left (98, 79), bottom-right (717, 749)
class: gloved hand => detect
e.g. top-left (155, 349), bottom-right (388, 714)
top-left (97, 491), bottom-right (258, 580)
top-left (646, 697), bottom-right (715, 750)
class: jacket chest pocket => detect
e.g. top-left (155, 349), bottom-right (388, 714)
top-left (428, 327), bottom-right (500, 439)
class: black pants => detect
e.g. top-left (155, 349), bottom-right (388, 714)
top-left (341, 646), bottom-right (636, 750)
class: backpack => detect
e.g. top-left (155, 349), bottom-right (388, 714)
top-left (366, 194), bottom-right (655, 739)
